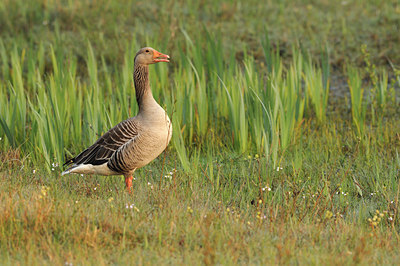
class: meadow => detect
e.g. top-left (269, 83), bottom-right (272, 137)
top-left (1, 0), bottom-right (400, 264)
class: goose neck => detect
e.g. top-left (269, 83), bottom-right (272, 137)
top-left (133, 63), bottom-right (154, 111)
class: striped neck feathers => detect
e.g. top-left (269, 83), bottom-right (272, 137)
top-left (133, 63), bottom-right (151, 109)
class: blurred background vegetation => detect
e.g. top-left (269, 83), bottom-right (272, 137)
top-left (1, 0), bottom-right (399, 71)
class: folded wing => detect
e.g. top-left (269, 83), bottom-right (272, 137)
top-left (64, 118), bottom-right (139, 168)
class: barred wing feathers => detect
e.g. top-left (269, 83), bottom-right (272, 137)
top-left (63, 118), bottom-right (139, 173)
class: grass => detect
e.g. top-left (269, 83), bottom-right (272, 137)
top-left (1, 0), bottom-right (400, 264)
top-left (347, 66), bottom-right (366, 138)
top-left (2, 123), bottom-right (400, 264)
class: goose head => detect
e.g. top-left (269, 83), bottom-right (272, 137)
top-left (134, 47), bottom-right (170, 65)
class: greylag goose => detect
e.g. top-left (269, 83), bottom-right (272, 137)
top-left (62, 47), bottom-right (172, 191)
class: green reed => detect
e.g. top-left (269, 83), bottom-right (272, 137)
top-left (347, 66), bottom-right (367, 138)
top-left (304, 53), bottom-right (329, 124)
top-left (2, 34), bottom-right (394, 172)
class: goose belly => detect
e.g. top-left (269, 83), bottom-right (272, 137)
top-left (135, 131), bottom-right (172, 168)
top-left (127, 119), bottom-right (172, 170)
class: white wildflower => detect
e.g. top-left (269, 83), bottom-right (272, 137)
top-left (262, 186), bottom-right (272, 192)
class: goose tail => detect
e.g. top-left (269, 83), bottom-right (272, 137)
top-left (61, 165), bottom-right (78, 176)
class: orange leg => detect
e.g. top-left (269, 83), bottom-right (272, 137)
top-left (125, 175), bottom-right (133, 193)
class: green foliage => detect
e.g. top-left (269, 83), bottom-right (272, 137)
top-left (304, 53), bottom-right (330, 124)
top-left (347, 66), bottom-right (367, 138)
top-left (0, 34), bottom-right (333, 169)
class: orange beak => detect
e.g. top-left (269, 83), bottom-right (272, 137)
top-left (153, 50), bottom-right (170, 63)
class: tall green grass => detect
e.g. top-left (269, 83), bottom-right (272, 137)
top-left (347, 66), bottom-right (366, 138)
top-left (304, 52), bottom-right (330, 124)
top-left (1, 34), bottom-right (399, 172)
